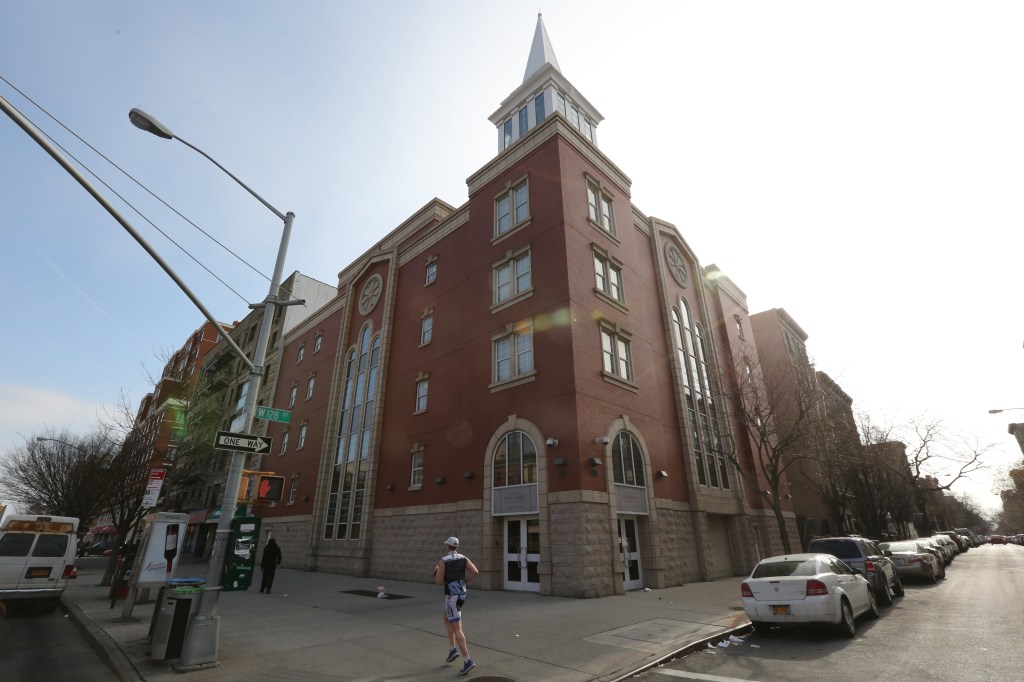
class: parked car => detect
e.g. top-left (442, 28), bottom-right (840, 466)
top-left (806, 536), bottom-right (903, 605)
top-left (989, 534), bottom-right (1006, 544)
top-left (955, 528), bottom-right (978, 547)
top-left (879, 541), bottom-right (944, 583)
top-left (0, 514), bottom-right (79, 613)
top-left (935, 531), bottom-right (969, 552)
top-left (931, 535), bottom-right (959, 559)
top-left (80, 540), bottom-right (114, 557)
top-left (741, 553), bottom-right (878, 638)
top-left (913, 537), bottom-right (951, 568)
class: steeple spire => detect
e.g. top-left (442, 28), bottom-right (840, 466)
top-left (523, 13), bottom-right (560, 83)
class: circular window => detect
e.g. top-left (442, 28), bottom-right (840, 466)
top-left (358, 274), bottom-right (384, 316)
top-left (665, 244), bottom-right (689, 288)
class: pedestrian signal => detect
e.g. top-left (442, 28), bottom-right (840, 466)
top-left (256, 475), bottom-right (285, 502)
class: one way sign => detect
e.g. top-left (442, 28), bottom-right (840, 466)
top-left (215, 430), bottom-right (273, 454)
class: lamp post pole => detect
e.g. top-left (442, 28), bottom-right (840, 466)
top-left (129, 109), bottom-right (298, 668)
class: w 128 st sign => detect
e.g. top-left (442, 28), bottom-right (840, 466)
top-left (214, 430), bottom-right (272, 454)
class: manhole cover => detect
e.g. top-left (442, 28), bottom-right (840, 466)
top-left (340, 589), bottom-right (412, 600)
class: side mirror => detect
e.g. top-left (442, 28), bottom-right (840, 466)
top-left (851, 567), bottom-right (864, 577)
top-left (883, 550), bottom-right (893, 557)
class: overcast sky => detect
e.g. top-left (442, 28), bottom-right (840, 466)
top-left (2, 1), bottom-right (1023, 514)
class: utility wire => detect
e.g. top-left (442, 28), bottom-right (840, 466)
top-left (0, 75), bottom-right (302, 306)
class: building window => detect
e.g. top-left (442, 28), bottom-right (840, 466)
top-left (410, 444), bottom-right (424, 488)
top-left (734, 315), bottom-right (745, 339)
top-left (280, 429), bottom-right (289, 455)
top-left (612, 432), bottom-right (646, 487)
top-left (569, 105), bottom-right (580, 129)
top-left (495, 179), bottom-right (529, 236)
top-left (671, 300), bottom-right (729, 490)
top-left (587, 181), bottom-right (615, 234)
top-left (593, 249), bottom-right (624, 303)
top-left (425, 259), bottom-right (438, 285)
top-left (582, 117), bottom-right (593, 142)
top-left (535, 92), bottom-right (546, 123)
top-left (324, 325), bottom-right (381, 541)
top-left (415, 374), bottom-right (429, 413)
top-left (600, 325), bottom-right (633, 381)
top-left (518, 106), bottom-right (529, 137)
top-left (288, 475), bottom-right (299, 504)
top-left (503, 119), bottom-right (513, 150)
top-left (305, 375), bottom-right (316, 400)
top-left (555, 91), bottom-right (566, 116)
top-left (493, 431), bottom-right (537, 487)
top-left (314, 332), bottom-right (323, 353)
top-left (493, 323), bottom-right (534, 383)
top-left (288, 383), bottom-right (297, 408)
top-left (297, 422), bottom-right (307, 449)
top-left (494, 249), bottom-right (531, 304)
top-left (297, 343), bottom-right (305, 363)
top-left (420, 313), bottom-right (433, 346)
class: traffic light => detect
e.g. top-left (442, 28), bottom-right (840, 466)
top-left (256, 475), bottom-right (285, 502)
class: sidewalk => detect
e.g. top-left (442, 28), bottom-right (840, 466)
top-left (62, 557), bottom-right (751, 682)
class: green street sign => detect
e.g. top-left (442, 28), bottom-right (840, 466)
top-left (255, 405), bottom-right (291, 424)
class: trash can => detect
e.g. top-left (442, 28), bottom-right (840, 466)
top-left (150, 578), bottom-right (205, 660)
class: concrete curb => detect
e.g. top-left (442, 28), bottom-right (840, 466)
top-left (607, 623), bottom-right (754, 682)
top-left (61, 593), bottom-right (143, 682)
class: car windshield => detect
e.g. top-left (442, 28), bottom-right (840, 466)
top-left (751, 559), bottom-right (819, 578)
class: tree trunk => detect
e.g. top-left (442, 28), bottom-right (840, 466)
top-left (772, 500), bottom-right (792, 554)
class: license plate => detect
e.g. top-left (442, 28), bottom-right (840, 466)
top-left (770, 605), bottom-right (790, 616)
top-left (27, 566), bottom-right (52, 578)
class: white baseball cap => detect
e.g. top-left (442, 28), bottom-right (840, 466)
top-left (444, 536), bottom-right (459, 548)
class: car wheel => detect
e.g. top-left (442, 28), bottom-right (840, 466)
top-left (893, 575), bottom-right (905, 597)
top-left (928, 566), bottom-right (938, 584)
top-left (837, 599), bottom-right (856, 638)
top-left (866, 588), bottom-right (880, 619)
top-left (877, 579), bottom-right (893, 606)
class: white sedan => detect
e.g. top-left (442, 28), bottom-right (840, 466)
top-left (741, 553), bottom-right (879, 637)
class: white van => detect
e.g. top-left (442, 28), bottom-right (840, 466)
top-left (0, 514), bottom-right (80, 612)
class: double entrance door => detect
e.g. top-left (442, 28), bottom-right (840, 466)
top-left (619, 517), bottom-right (643, 591)
top-left (503, 517), bottom-right (540, 592)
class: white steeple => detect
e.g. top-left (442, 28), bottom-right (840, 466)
top-left (523, 13), bottom-right (561, 82)
top-left (489, 14), bottom-right (604, 154)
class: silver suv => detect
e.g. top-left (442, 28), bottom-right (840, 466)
top-left (806, 536), bottom-right (903, 606)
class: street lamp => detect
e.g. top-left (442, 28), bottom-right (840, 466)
top-left (35, 436), bottom-right (86, 452)
top-left (130, 108), bottom-right (300, 668)
top-left (988, 408), bottom-right (1024, 414)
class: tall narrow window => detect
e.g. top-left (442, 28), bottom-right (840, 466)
top-left (297, 422), bottom-right (307, 449)
top-left (672, 300), bottom-right (729, 490)
top-left (425, 258), bottom-right (438, 285)
top-left (314, 332), bottom-right (323, 353)
top-left (492, 431), bottom-right (538, 488)
top-left (415, 375), bottom-right (429, 413)
top-left (612, 432), bottom-right (646, 486)
top-left (288, 475), bottom-right (298, 504)
top-left (288, 383), bottom-right (297, 408)
top-left (324, 326), bottom-right (381, 541)
top-left (503, 119), bottom-right (513, 149)
top-left (410, 445), bottom-right (424, 487)
top-left (420, 313), bottom-right (433, 346)
top-left (495, 179), bottom-right (529, 236)
top-left (569, 106), bottom-right (580, 129)
top-left (518, 106), bottom-right (529, 136)
top-left (297, 343), bottom-right (305, 363)
top-left (494, 249), bottom-right (532, 304)
top-left (582, 118), bottom-right (593, 142)
top-left (305, 375), bottom-right (315, 400)
top-left (534, 92), bottom-right (546, 123)
top-left (280, 429), bottom-right (289, 455)
top-left (555, 92), bottom-right (566, 116)
top-left (493, 323), bottom-right (534, 383)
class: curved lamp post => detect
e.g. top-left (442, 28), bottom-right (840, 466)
top-left (35, 436), bottom-right (86, 452)
top-left (988, 408), bottom-right (1024, 414)
top-left (129, 108), bottom-right (300, 668)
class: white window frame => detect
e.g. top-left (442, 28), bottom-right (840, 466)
top-left (297, 422), bottom-right (307, 449)
top-left (493, 249), bottom-right (532, 305)
top-left (297, 343), bottom-right (305, 363)
top-left (600, 325), bottom-right (633, 383)
top-left (492, 323), bottom-right (534, 384)
top-left (425, 260), bottom-right (438, 285)
top-left (495, 178), bottom-right (529, 237)
top-left (288, 384), bottom-right (297, 408)
top-left (314, 332), bottom-right (323, 353)
top-left (280, 429), bottom-right (289, 455)
top-left (420, 314), bottom-right (433, 346)
top-left (288, 475), bottom-right (299, 504)
top-left (305, 375), bottom-right (315, 400)
top-left (415, 374), bottom-right (429, 413)
top-left (410, 447), bottom-right (424, 488)
top-left (586, 179), bottom-right (615, 235)
top-left (593, 248), bottom-right (624, 305)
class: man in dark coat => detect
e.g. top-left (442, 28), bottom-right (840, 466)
top-left (259, 538), bottom-right (282, 593)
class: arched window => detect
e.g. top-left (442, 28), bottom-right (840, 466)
top-left (324, 324), bottom-right (382, 540)
top-left (612, 432), bottom-right (646, 487)
top-left (492, 431), bottom-right (537, 487)
top-left (672, 299), bottom-right (730, 490)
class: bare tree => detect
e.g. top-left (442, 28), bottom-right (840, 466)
top-left (859, 415), bottom-right (994, 535)
top-left (0, 430), bottom-right (118, 525)
top-left (723, 348), bottom-right (824, 553)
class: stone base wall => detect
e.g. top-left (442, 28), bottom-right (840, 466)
top-left (649, 501), bottom-right (701, 586)
top-left (259, 515), bottom-right (314, 571)
top-left (548, 494), bottom-right (615, 598)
